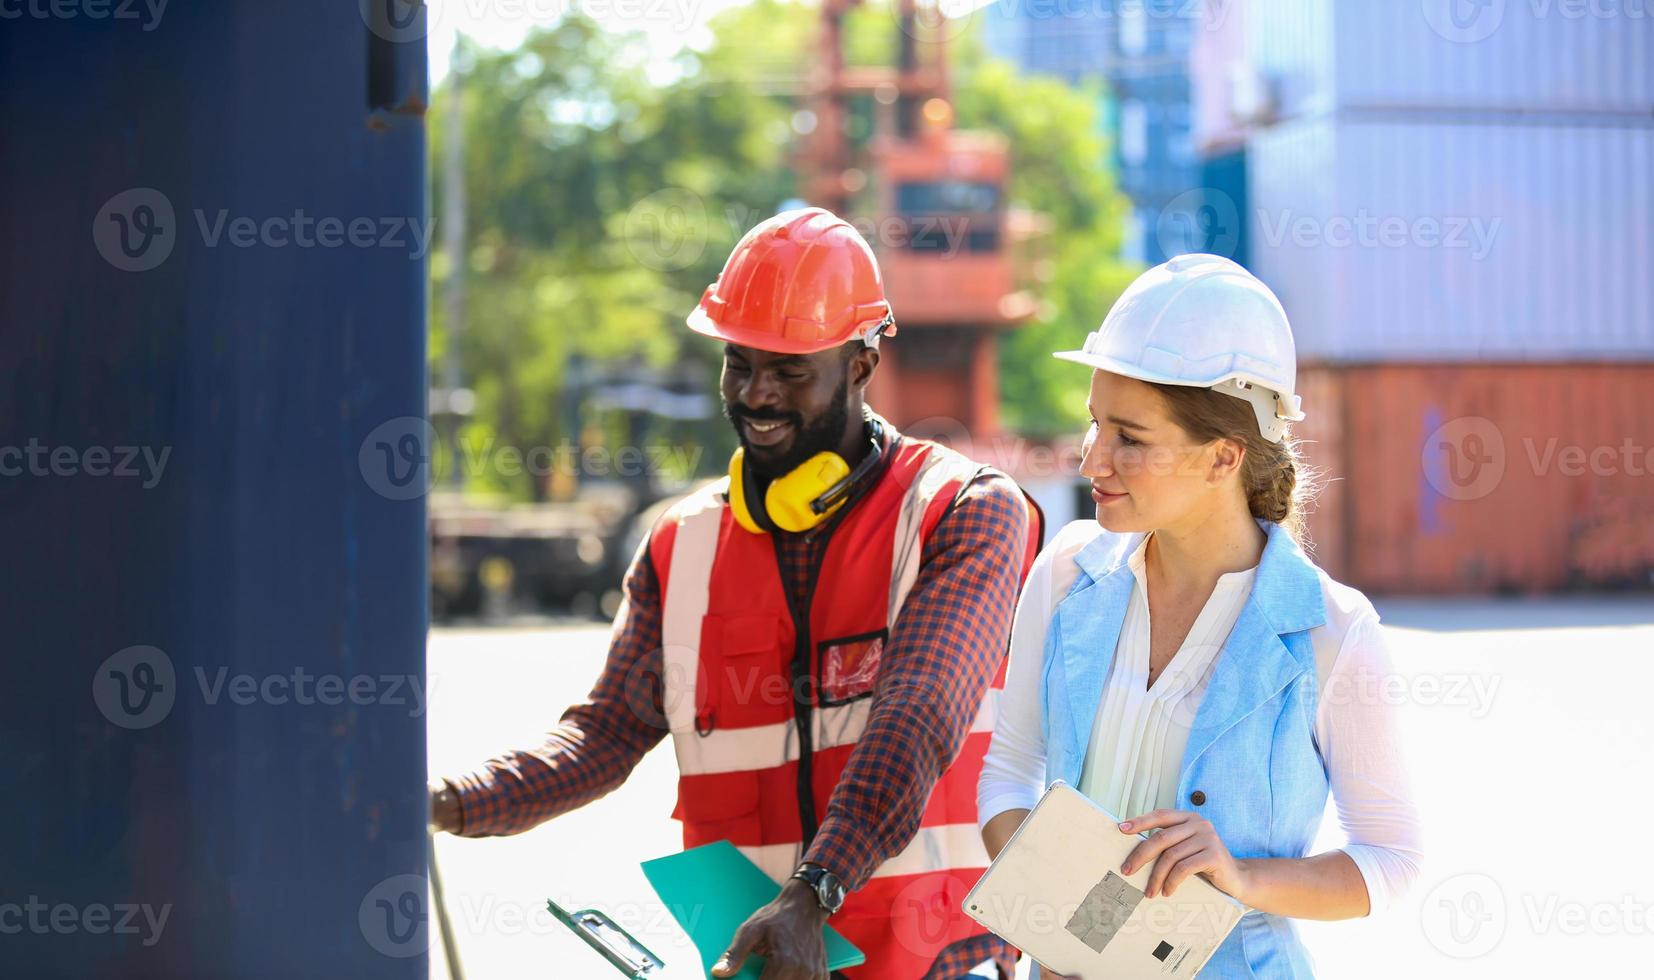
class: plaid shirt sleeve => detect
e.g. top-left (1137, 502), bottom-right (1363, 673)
top-left (444, 537), bottom-right (669, 836)
top-left (802, 470), bottom-right (1029, 891)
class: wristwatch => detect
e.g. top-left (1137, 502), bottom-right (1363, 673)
top-left (790, 863), bottom-right (847, 915)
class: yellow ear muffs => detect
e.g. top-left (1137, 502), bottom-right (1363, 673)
top-left (727, 419), bottom-right (886, 535)
top-left (727, 447), bottom-right (852, 535)
top-left (763, 452), bottom-right (853, 532)
top-left (727, 446), bottom-right (768, 535)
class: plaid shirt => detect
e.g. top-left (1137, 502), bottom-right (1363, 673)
top-left (446, 438), bottom-right (1028, 979)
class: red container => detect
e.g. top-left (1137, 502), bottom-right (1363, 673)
top-left (1296, 363), bottom-right (1654, 594)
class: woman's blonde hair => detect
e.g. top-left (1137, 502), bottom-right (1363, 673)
top-left (1149, 382), bottom-right (1321, 547)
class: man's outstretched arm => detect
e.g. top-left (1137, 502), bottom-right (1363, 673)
top-left (431, 538), bottom-right (671, 836)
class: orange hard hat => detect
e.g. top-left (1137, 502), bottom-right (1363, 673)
top-left (687, 207), bottom-right (896, 355)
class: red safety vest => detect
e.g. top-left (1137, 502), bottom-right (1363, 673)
top-left (648, 432), bottom-right (1040, 978)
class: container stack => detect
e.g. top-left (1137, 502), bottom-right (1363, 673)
top-left (1197, 0), bottom-right (1654, 592)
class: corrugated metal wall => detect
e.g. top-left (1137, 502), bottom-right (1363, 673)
top-left (1245, 0), bottom-right (1335, 121)
top-left (1251, 0), bottom-right (1654, 119)
top-left (1249, 118), bottom-right (1654, 360)
top-left (1297, 364), bottom-right (1654, 593)
top-left (1336, 1), bottom-right (1654, 115)
top-left (1, 3), bottom-right (429, 976)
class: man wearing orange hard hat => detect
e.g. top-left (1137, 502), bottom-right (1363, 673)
top-left (431, 207), bottom-right (1042, 979)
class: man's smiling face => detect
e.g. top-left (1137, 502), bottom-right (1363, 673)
top-left (720, 342), bottom-right (870, 479)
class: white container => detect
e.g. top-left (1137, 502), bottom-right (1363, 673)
top-left (1250, 0), bottom-right (1654, 119)
top-left (1246, 117), bottom-right (1654, 360)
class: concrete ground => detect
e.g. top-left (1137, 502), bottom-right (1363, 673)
top-left (425, 596), bottom-right (1654, 978)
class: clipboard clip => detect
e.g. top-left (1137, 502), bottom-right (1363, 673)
top-left (546, 898), bottom-right (666, 979)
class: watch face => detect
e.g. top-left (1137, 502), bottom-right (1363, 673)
top-left (821, 875), bottom-right (846, 911)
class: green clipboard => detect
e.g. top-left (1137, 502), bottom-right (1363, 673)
top-left (641, 841), bottom-right (866, 979)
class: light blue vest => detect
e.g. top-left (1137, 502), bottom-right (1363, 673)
top-left (1039, 520), bottom-right (1329, 978)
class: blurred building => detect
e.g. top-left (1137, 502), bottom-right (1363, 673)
top-left (981, 0), bottom-right (1243, 265)
top-left (980, 0), bottom-right (1110, 86)
top-left (992, 0), bottom-right (1653, 592)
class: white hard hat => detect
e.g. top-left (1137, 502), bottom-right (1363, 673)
top-left (1054, 253), bottom-right (1305, 443)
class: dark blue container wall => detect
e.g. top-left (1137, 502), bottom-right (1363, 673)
top-left (0, 3), bottom-right (429, 978)
top-left (1199, 149), bottom-right (1248, 269)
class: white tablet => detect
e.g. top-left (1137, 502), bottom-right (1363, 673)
top-left (962, 781), bottom-right (1246, 978)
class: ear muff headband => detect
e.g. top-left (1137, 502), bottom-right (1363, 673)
top-left (728, 446), bottom-right (775, 535)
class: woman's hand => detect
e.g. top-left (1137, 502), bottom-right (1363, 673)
top-left (1118, 809), bottom-right (1251, 904)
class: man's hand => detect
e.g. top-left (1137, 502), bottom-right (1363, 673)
top-left (711, 878), bottom-right (829, 980)
top-left (428, 779), bottom-right (462, 834)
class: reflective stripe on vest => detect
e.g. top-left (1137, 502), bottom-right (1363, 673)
top-left (652, 438), bottom-right (1031, 977)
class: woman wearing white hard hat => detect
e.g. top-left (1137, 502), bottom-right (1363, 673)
top-left (976, 255), bottom-right (1423, 977)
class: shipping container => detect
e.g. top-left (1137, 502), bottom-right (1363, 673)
top-left (1294, 364), bottom-right (1654, 594)
top-left (1250, 0), bottom-right (1654, 120)
top-left (1248, 117), bottom-right (1654, 361)
top-left (1243, 0), bottom-right (1336, 121)
top-left (1189, 0), bottom-right (1253, 154)
top-left (1, 3), bottom-right (429, 976)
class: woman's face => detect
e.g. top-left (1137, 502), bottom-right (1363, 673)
top-left (1079, 370), bottom-right (1234, 534)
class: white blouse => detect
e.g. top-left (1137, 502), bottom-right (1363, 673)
top-left (979, 520), bottom-right (1425, 916)
top-left (1076, 532), bottom-right (1256, 823)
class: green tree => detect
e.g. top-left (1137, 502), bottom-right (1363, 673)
top-left (950, 57), bottom-right (1140, 436)
top-left (429, 3), bottom-right (1135, 497)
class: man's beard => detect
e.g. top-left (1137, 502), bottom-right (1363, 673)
top-left (724, 374), bottom-right (852, 481)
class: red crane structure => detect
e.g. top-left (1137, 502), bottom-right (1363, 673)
top-left (797, 0), bottom-right (1043, 441)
